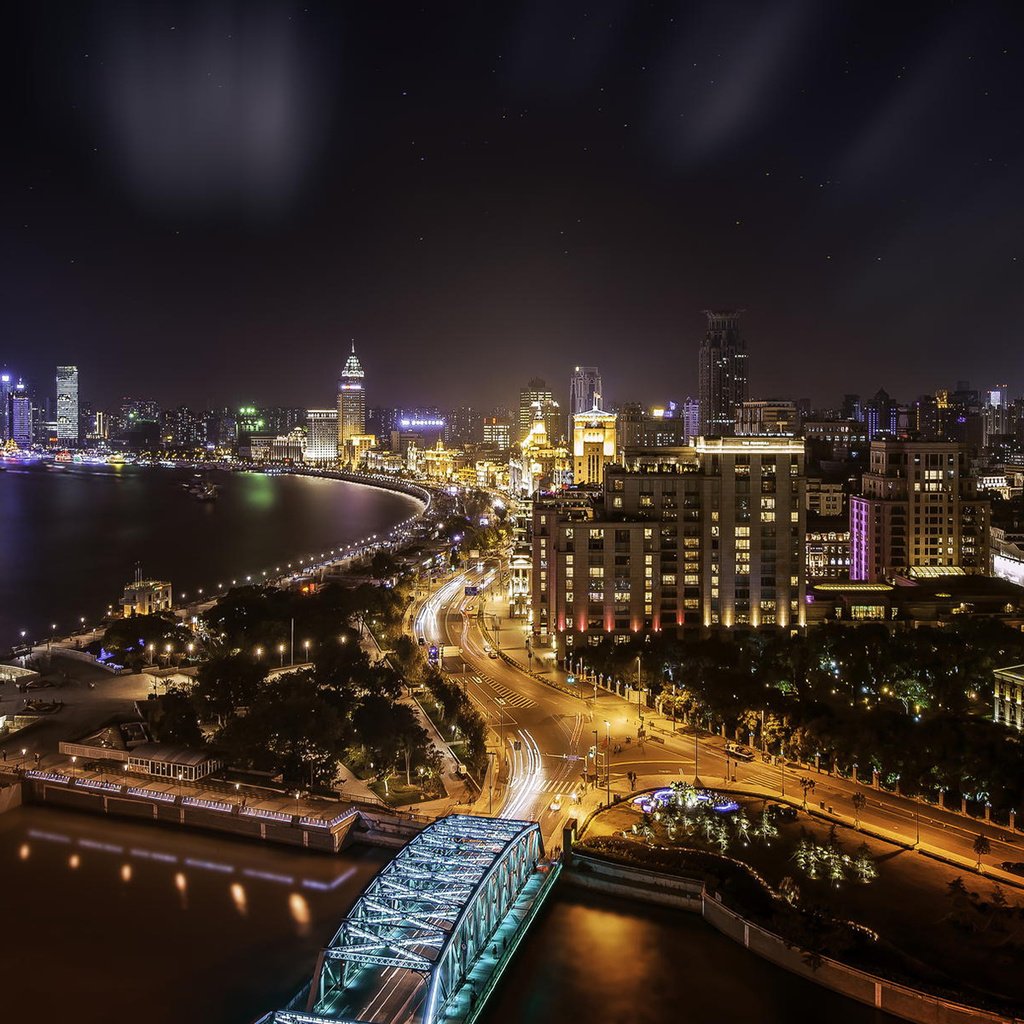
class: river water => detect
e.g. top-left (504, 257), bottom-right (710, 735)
top-left (0, 463), bottom-right (421, 647)
top-left (0, 807), bottom-right (892, 1023)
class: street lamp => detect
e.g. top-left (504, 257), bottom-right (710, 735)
top-left (278, 643), bottom-right (285, 667)
top-left (605, 720), bottom-right (611, 807)
top-left (303, 639), bottom-right (311, 661)
top-left (636, 655), bottom-right (644, 730)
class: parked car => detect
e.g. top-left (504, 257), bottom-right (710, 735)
top-left (769, 804), bottom-right (798, 822)
top-left (999, 861), bottom-right (1024, 876)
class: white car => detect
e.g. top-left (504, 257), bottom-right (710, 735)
top-left (549, 796), bottom-right (562, 813)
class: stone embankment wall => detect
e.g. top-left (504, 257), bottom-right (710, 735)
top-left (564, 852), bottom-right (1015, 1024)
top-left (20, 771), bottom-right (422, 853)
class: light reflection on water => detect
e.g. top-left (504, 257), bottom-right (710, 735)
top-left (0, 464), bottom-right (421, 643)
top-left (3, 808), bottom-right (897, 1024)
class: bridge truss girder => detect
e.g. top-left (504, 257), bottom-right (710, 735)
top-left (307, 814), bottom-right (542, 1022)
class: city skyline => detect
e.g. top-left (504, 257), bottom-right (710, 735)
top-left (4, 2), bottom-right (1024, 408)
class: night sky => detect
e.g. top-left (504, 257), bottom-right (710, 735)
top-left (3, 1), bottom-right (1023, 411)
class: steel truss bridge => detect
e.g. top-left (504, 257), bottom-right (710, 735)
top-left (259, 814), bottom-right (557, 1024)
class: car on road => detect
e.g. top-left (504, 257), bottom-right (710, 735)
top-left (725, 742), bottom-right (755, 762)
top-left (768, 804), bottom-right (798, 822)
top-left (483, 644), bottom-right (498, 658)
top-left (417, 636), bottom-right (427, 646)
top-left (999, 861), bottom-right (1024, 876)
top-left (549, 796), bottom-right (562, 813)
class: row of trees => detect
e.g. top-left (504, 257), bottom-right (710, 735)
top-left (579, 620), bottom-right (1024, 811)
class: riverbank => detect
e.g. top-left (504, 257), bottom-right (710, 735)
top-left (565, 793), bottom-right (1024, 1024)
top-left (1, 464), bottom-right (428, 650)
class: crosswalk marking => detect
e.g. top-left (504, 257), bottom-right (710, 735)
top-left (473, 674), bottom-right (535, 709)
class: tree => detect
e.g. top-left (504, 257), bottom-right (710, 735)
top-left (101, 612), bottom-right (181, 670)
top-left (799, 777), bottom-right (816, 810)
top-left (851, 791), bottom-right (866, 829)
top-left (973, 833), bottom-right (991, 870)
top-left (192, 653), bottom-right (267, 727)
top-left (149, 687), bottom-right (204, 747)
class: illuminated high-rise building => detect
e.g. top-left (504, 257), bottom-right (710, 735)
top-left (305, 409), bottom-right (339, 463)
top-left (56, 365), bottom-right (79, 443)
top-left (337, 344), bottom-right (366, 462)
top-left (10, 380), bottom-right (32, 445)
top-left (569, 366), bottom-right (602, 434)
top-left (0, 371), bottom-right (13, 441)
top-left (518, 378), bottom-right (553, 443)
top-left (697, 310), bottom-right (748, 435)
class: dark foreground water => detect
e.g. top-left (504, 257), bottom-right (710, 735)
top-left (0, 463), bottom-right (421, 647)
top-left (0, 807), bottom-right (893, 1024)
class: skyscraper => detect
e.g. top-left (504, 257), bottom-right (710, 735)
top-left (337, 344), bottom-right (366, 461)
top-left (697, 310), bottom-right (748, 435)
top-left (306, 409), bottom-right (339, 463)
top-left (569, 365), bottom-right (602, 432)
top-left (0, 371), bottom-right (13, 441)
top-left (518, 378), bottom-right (553, 443)
top-left (10, 380), bottom-right (33, 446)
top-left (56, 365), bottom-right (79, 444)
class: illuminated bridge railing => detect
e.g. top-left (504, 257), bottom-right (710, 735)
top-left (260, 814), bottom-right (545, 1024)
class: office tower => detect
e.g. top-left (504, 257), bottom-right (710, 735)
top-left (863, 389), bottom-right (898, 439)
top-left (337, 344), bottom-right (367, 461)
top-left (569, 366), bottom-right (602, 434)
top-left (56, 365), bottom-right (79, 443)
top-left (10, 381), bottom-right (32, 445)
top-left (532, 436), bottom-right (806, 652)
top-left (571, 407), bottom-right (617, 485)
top-left (305, 409), bottom-right (339, 463)
top-left (841, 394), bottom-right (862, 421)
top-left (518, 378), bottom-right (553, 443)
top-left (682, 397), bottom-right (700, 442)
top-left (698, 309), bottom-right (749, 435)
top-left (482, 413), bottom-right (512, 449)
top-left (983, 385), bottom-right (1010, 445)
top-left (0, 371), bottom-right (13, 440)
top-left (849, 440), bottom-right (989, 582)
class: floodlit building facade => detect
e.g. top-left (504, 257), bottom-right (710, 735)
top-left (532, 436), bottom-right (806, 655)
top-left (305, 409), bottom-right (339, 463)
top-left (337, 345), bottom-right (367, 462)
top-left (993, 665), bottom-right (1024, 732)
top-left (571, 407), bottom-right (617, 486)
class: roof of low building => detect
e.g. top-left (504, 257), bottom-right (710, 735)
top-left (128, 742), bottom-right (212, 767)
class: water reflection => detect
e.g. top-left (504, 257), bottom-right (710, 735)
top-left (2, 807), bottom-right (388, 1024)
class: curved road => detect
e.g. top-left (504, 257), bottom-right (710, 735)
top-left (419, 564), bottom-right (1024, 877)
